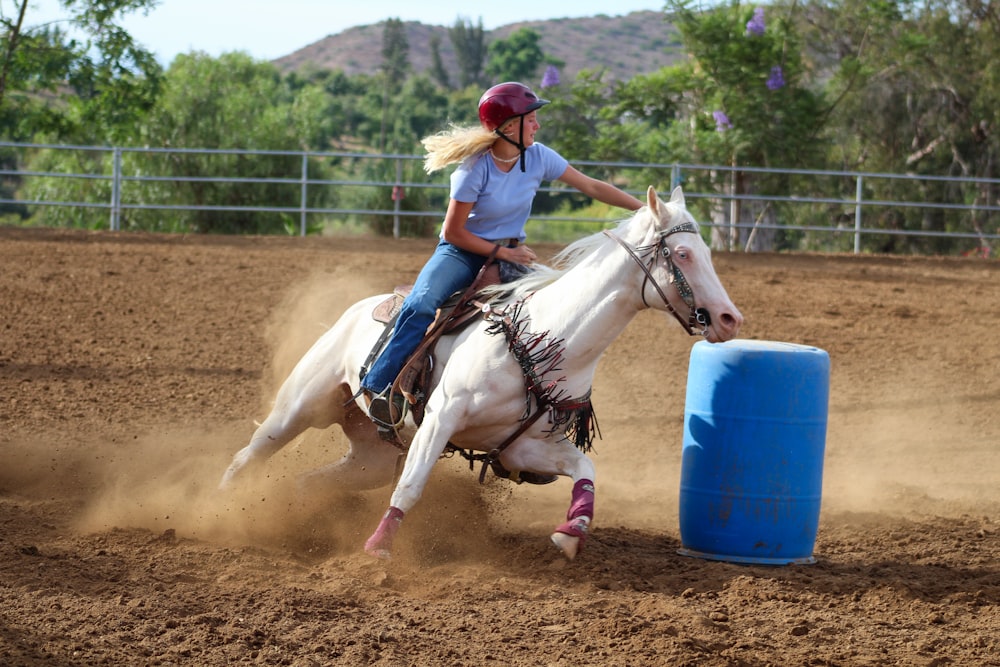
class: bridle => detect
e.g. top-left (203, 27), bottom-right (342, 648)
top-left (603, 221), bottom-right (712, 336)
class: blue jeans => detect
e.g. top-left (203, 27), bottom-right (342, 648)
top-left (360, 240), bottom-right (487, 393)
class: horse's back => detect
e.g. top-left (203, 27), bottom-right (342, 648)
top-left (273, 294), bottom-right (388, 406)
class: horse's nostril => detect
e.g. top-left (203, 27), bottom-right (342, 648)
top-left (720, 313), bottom-right (738, 328)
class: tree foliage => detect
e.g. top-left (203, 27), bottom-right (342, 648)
top-left (380, 17), bottom-right (409, 94)
top-left (449, 17), bottom-right (488, 88)
top-left (644, 2), bottom-right (825, 171)
top-left (485, 28), bottom-right (545, 85)
top-left (799, 0), bottom-right (1000, 253)
top-left (0, 0), bottom-right (162, 143)
top-left (4, 2), bottom-right (1000, 251)
top-left (605, 2), bottom-right (825, 249)
top-left (26, 53), bottom-right (336, 233)
top-left (428, 33), bottom-right (451, 90)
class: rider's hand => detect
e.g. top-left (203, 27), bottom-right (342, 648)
top-left (503, 244), bottom-right (537, 265)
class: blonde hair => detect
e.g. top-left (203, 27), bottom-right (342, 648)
top-left (421, 123), bottom-right (498, 173)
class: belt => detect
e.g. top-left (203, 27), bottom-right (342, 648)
top-left (491, 238), bottom-right (520, 248)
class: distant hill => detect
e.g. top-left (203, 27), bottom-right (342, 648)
top-left (273, 11), bottom-right (685, 84)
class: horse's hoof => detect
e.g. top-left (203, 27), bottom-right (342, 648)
top-left (365, 547), bottom-right (392, 560)
top-left (218, 464), bottom-right (242, 491)
top-left (363, 536), bottom-right (393, 560)
top-left (550, 531), bottom-right (581, 560)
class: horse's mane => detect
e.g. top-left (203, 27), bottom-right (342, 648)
top-left (480, 207), bottom-right (656, 305)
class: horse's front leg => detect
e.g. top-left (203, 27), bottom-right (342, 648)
top-left (363, 417), bottom-right (453, 559)
top-left (502, 439), bottom-right (597, 561)
top-left (550, 478), bottom-right (596, 561)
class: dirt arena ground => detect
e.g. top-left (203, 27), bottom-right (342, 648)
top-left (1, 226), bottom-right (998, 666)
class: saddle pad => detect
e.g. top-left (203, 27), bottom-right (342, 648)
top-left (372, 285), bottom-right (412, 324)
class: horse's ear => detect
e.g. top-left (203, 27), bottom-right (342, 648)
top-left (670, 185), bottom-right (686, 208)
top-left (646, 185), bottom-right (660, 216)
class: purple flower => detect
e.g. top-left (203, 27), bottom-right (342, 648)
top-left (766, 65), bottom-right (785, 90)
top-left (713, 110), bottom-right (733, 131)
top-left (746, 7), bottom-right (765, 36)
top-left (540, 65), bottom-right (560, 89)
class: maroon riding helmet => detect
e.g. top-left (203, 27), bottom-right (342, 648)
top-left (478, 82), bottom-right (550, 171)
top-left (478, 82), bottom-right (550, 131)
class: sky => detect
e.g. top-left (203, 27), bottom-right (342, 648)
top-left (24, 0), bottom-right (668, 66)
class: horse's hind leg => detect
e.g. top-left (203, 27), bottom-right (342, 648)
top-left (219, 382), bottom-right (349, 490)
top-left (296, 401), bottom-right (403, 496)
top-left (219, 412), bottom-right (313, 490)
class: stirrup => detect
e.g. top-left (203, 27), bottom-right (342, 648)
top-left (368, 388), bottom-right (407, 429)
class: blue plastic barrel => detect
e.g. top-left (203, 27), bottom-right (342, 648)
top-left (678, 339), bottom-right (830, 565)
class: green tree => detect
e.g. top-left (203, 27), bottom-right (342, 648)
top-left (376, 18), bottom-right (411, 152)
top-left (351, 70), bottom-right (451, 153)
top-left (659, 2), bottom-right (824, 168)
top-left (135, 52), bottom-right (334, 234)
top-left (25, 53), bottom-right (336, 233)
top-left (428, 34), bottom-right (451, 90)
top-left (0, 0), bottom-right (162, 143)
top-left (485, 28), bottom-right (545, 85)
top-left (380, 18), bottom-right (410, 93)
top-left (284, 66), bottom-right (372, 149)
top-left (624, 1), bottom-right (826, 250)
top-left (449, 17), bottom-right (488, 88)
top-left (802, 0), bottom-right (1000, 254)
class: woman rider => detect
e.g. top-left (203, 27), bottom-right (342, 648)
top-left (362, 81), bottom-right (643, 427)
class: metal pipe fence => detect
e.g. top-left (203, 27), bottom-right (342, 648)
top-left (1, 141), bottom-right (997, 256)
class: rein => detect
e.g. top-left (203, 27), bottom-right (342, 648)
top-left (602, 221), bottom-right (711, 336)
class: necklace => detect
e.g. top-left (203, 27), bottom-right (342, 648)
top-left (489, 149), bottom-right (520, 164)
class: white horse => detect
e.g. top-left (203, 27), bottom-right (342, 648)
top-left (220, 186), bottom-right (743, 560)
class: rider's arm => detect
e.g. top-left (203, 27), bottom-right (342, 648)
top-left (558, 166), bottom-right (644, 211)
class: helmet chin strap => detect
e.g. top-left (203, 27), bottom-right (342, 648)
top-left (494, 116), bottom-right (527, 172)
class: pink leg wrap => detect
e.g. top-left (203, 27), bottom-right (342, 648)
top-left (364, 506), bottom-right (405, 559)
top-left (554, 479), bottom-right (595, 542)
top-left (567, 478), bottom-right (595, 521)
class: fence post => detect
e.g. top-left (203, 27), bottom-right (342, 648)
top-left (300, 152), bottom-right (308, 237)
top-left (729, 167), bottom-right (738, 252)
top-left (392, 158), bottom-right (403, 239)
top-left (110, 147), bottom-right (122, 231)
top-left (854, 174), bottom-right (863, 254)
